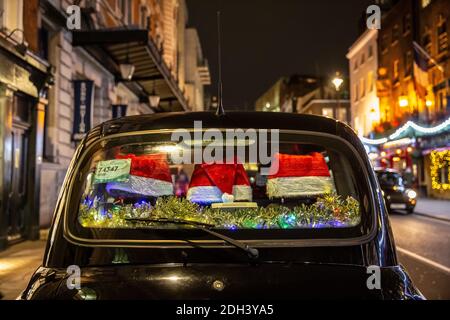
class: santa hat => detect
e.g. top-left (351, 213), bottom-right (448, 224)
top-left (106, 153), bottom-right (174, 197)
top-left (187, 162), bottom-right (252, 205)
top-left (267, 153), bottom-right (333, 198)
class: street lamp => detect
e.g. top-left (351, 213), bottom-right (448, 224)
top-left (332, 72), bottom-right (344, 120)
top-left (119, 46), bottom-right (135, 80)
top-left (119, 63), bottom-right (135, 81)
top-left (399, 96), bottom-right (409, 108)
top-left (149, 81), bottom-right (160, 108)
top-left (332, 73), bottom-right (344, 91)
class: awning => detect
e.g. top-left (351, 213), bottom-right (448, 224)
top-left (72, 29), bottom-right (188, 112)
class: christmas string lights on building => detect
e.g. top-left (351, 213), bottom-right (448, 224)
top-left (430, 150), bottom-right (450, 191)
top-left (360, 116), bottom-right (450, 145)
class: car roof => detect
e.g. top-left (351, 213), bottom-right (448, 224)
top-left (374, 168), bottom-right (400, 174)
top-left (98, 112), bottom-right (343, 136)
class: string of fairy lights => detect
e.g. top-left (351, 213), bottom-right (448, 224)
top-left (360, 116), bottom-right (450, 146)
top-left (360, 116), bottom-right (450, 191)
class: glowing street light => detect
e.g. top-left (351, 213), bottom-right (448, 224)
top-left (149, 81), bottom-right (160, 108)
top-left (332, 73), bottom-right (344, 91)
top-left (399, 96), bottom-right (409, 108)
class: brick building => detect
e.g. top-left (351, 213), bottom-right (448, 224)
top-left (355, 0), bottom-right (450, 199)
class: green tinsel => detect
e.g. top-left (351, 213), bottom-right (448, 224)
top-left (78, 194), bottom-right (361, 230)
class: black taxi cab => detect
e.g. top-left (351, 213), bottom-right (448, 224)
top-left (21, 112), bottom-right (423, 300)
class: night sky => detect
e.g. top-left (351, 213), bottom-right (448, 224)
top-left (186, 0), bottom-right (374, 109)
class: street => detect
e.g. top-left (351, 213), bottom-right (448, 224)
top-left (0, 199), bottom-right (448, 300)
top-left (390, 212), bottom-right (450, 300)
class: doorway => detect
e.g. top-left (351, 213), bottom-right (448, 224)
top-left (6, 94), bottom-right (31, 242)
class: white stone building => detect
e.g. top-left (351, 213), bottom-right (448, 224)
top-left (346, 29), bottom-right (379, 136)
top-left (0, 0), bottom-right (211, 248)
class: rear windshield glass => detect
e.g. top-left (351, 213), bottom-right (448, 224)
top-left (66, 131), bottom-right (372, 243)
top-left (377, 171), bottom-right (404, 187)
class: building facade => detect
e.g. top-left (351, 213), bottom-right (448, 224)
top-left (255, 74), bottom-right (351, 124)
top-left (355, 0), bottom-right (450, 199)
top-left (0, 0), bottom-right (210, 250)
top-left (184, 28), bottom-right (211, 111)
top-left (0, 0), bottom-right (52, 247)
top-left (377, 0), bottom-right (418, 128)
top-left (347, 29), bottom-right (379, 136)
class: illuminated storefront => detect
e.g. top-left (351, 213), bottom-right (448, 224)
top-left (361, 118), bottom-right (450, 199)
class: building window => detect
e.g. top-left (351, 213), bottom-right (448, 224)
top-left (360, 78), bottom-right (365, 98)
top-left (354, 60), bottom-right (358, 71)
top-left (140, 5), bottom-right (149, 29)
top-left (361, 53), bottom-right (365, 65)
top-left (117, 0), bottom-right (132, 24)
top-left (322, 107), bottom-right (333, 117)
top-left (437, 90), bottom-right (446, 112)
top-left (38, 27), bottom-right (49, 60)
top-left (422, 27), bottom-right (432, 54)
top-left (404, 50), bottom-right (412, 76)
top-left (354, 84), bottom-right (359, 102)
top-left (392, 24), bottom-right (400, 44)
top-left (368, 71), bottom-right (374, 92)
top-left (368, 45), bottom-right (373, 58)
top-left (381, 34), bottom-right (389, 54)
top-left (437, 14), bottom-right (448, 55)
top-left (337, 108), bottom-right (348, 123)
top-left (393, 60), bottom-right (400, 82)
top-left (403, 13), bottom-right (411, 34)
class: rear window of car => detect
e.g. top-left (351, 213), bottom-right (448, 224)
top-left (377, 171), bottom-right (404, 186)
top-left (65, 130), bottom-right (374, 245)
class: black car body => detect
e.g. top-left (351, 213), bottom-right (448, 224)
top-left (375, 168), bottom-right (417, 214)
top-left (21, 112), bottom-right (423, 300)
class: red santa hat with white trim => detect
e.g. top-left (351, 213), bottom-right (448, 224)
top-left (106, 153), bottom-right (174, 197)
top-left (187, 162), bottom-right (252, 204)
top-left (267, 152), bottom-right (334, 198)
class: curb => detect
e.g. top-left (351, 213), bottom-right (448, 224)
top-left (414, 212), bottom-right (450, 223)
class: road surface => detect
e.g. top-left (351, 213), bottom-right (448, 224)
top-left (390, 211), bottom-right (450, 300)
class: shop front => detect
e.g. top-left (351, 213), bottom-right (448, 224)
top-left (420, 132), bottom-right (450, 200)
top-left (364, 124), bottom-right (450, 200)
top-left (0, 37), bottom-right (51, 250)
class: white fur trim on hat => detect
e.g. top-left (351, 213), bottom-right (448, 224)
top-left (267, 176), bottom-right (334, 198)
top-left (187, 185), bottom-right (253, 204)
top-left (232, 185), bottom-right (252, 201)
top-left (187, 186), bottom-right (223, 204)
top-left (106, 175), bottom-right (174, 197)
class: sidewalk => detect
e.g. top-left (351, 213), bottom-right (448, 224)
top-left (0, 231), bottom-right (47, 300)
top-left (415, 198), bottom-right (450, 222)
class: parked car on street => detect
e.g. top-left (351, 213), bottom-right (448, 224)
top-left (375, 168), bottom-right (417, 214)
top-left (21, 112), bottom-right (423, 300)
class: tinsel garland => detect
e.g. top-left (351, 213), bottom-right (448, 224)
top-left (78, 194), bottom-right (361, 230)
